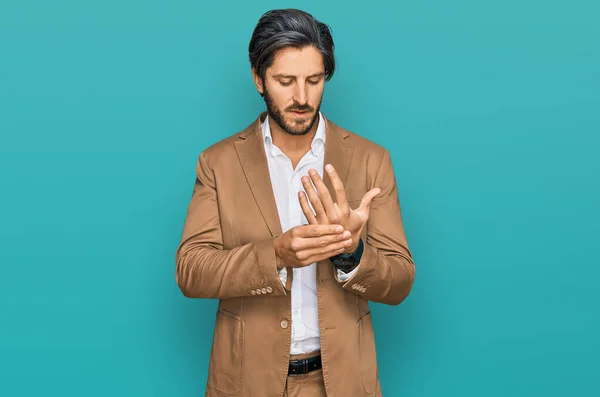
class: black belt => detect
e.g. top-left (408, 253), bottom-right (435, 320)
top-left (288, 354), bottom-right (322, 376)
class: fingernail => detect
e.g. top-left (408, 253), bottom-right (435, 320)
top-left (336, 226), bottom-right (343, 232)
top-left (326, 164), bottom-right (333, 171)
top-left (343, 230), bottom-right (351, 238)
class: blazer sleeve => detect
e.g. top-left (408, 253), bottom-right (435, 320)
top-left (337, 149), bottom-right (416, 305)
top-left (175, 152), bottom-right (289, 299)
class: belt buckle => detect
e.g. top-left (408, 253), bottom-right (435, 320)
top-left (288, 359), bottom-right (299, 377)
top-left (288, 358), bottom-right (308, 377)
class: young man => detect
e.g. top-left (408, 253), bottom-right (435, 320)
top-left (175, 8), bottom-right (415, 397)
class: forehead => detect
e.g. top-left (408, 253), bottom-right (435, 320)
top-left (268, 46), bottom-right (324, 77)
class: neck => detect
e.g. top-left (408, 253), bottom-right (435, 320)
top-left (269, 117), bottom-right (319, 155)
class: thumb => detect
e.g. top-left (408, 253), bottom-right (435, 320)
top-left (359, 188), bottom-right (381, 211)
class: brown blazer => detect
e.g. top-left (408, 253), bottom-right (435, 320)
top-left (175, 112), bottom-right (416, 397)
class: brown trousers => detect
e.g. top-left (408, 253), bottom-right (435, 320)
top-left (283, 351), bottom-right (326, 397)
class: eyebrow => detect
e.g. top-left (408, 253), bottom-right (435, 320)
top-left (272, 73), bottom-right (325, 79)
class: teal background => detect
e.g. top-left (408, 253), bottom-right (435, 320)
top-left (1, 0), bottom-right (599, 396)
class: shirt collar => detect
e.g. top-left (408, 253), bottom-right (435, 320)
top-left (261, 112), bottom-right (326, 157)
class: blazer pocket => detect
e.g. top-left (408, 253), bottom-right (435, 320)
top-left (357, 311), bottom-right (378, 395)
top-left (207, 309), bottom-right (245, 394)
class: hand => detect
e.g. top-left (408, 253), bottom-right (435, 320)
top-left (298, 164), bottom-right (380, 254)
top-left (274, 224), bottom-right (353, 268)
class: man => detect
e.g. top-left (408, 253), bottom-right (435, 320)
top-left (175, 8), bottom-right (415, 397)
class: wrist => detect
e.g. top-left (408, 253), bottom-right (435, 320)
top-left (330, 238), bottom-right (364, 273)
top-left (275, 255), bottom-right (284, 270)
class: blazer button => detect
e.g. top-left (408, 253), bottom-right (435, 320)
top-left (266, 286), bottom-right (273, 293)
top-left (256, 289), bottom-right (262, 295)
top-left (280, 320), bottom-right (288, 329)
top-left (261, 288), bottom-right (267, 294)
top-left (251, 290), bottom-right (256, 295)
top-left (352, 284), bottom-right (358, 290)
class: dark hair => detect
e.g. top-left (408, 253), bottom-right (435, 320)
top-left (248, 9), bottom-right (336, 83)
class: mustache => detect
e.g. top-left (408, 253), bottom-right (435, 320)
top-left (286, 104), bottom-right (314, 112)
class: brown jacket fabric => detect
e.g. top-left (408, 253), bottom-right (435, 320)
top-left (175, 112), bottom-right (416, 396)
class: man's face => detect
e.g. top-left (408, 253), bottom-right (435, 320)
top-left (254, 46), bottom-right (325, 136)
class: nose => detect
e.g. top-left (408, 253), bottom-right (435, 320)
top-left (293, 82), bottom-right (308, 105)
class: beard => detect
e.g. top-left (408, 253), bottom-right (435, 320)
top-left (263, 86), bottom-right (322, 136)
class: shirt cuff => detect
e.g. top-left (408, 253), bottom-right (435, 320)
top-left (278, 267), bottom-right (287, 287)
top-left (336, 264), bottom-right (360, 282)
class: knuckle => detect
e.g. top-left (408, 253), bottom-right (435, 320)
top-left (290, 240), bottom-right (300, 252)
top-left (296, 252), bottom-right (306, 261)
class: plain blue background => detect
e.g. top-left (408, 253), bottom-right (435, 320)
top-left (1, 1), bottom-right (599, 396)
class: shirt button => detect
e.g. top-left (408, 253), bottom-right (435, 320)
top-left (294, 310), bottom-right (299, 316)
top-left (280, 320), bottom-right (288, 329)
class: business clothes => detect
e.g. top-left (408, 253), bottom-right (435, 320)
top-left (262, 111), bottom-right (359, 356)
top-left (175, 111), bottom-right (415, 396)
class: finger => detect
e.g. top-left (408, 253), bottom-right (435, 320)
top-left (298, 224), bottom-right (344, 238)
top-left (359, 188), bottom-right (382, 211)
top-left (307, 169), bottom-right (338, 220)
top-left (297, 238), bottom-right (353, 264)
top-left (294, 230), bottom-right (351, 251)
top-left (324, 164), bottom-right (348, 211)
top-left (301, 175), bottom-right (329, 224)
top-left (298, 191), bottom-right (318, 225)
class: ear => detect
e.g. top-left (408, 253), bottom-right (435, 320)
top-left (251, 68), bottom-right (264, 95)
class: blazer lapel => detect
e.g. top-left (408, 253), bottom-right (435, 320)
top-left (234, 116), bottom-right (283, 238)
top-left (323, 116), bottom-right (353, 201)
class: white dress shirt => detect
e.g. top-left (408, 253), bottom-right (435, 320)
top-left (261, 112), bottom-right (359, 355)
